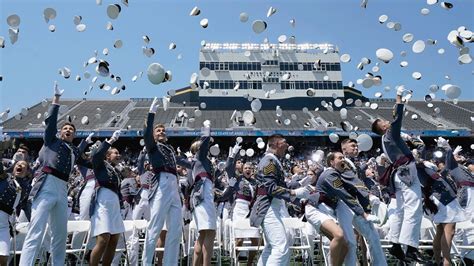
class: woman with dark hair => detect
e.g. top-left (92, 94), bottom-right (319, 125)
top-left (178, 120), bottom-right (215, 266)
top-left (89, 130), bottom-right (125, 266)
top-left (0, 154), bottom-right (21, 266)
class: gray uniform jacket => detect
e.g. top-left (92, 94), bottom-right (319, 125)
top-left (418, 164), bottom-right (457, 206)
top-left (90, 141), bottom-right (123, 215)
top-left (249, 152), bottom-right (294, 227)
top-left (381, 103), bottom-right (413, 163)
top-left (0, 156), bottom-right (21, 215)
top-left (144, 113), bottom-right (178, 199)
top-left (316, 168), bottom-right (365, 216)
top-left (444, 147), bottom-right (474, 207)
top-left (177, 130), bottom-right (212, 211)
top-left (121, 177), bottom-right (139, 205)
top-left (29, 104), bottom-right (90, 201)
top-left (379, 103), bottom-right (415, 191)
top-left (341, 158), bottom-right (372, 213)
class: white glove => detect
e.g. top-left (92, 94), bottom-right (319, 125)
top-left (396, 86), bottom-right (405, 96)
top-left (54, 81), bottom-right (64, 96)
top-left (369, 194), bottom-right (381, 206)
top-left (400, 132), bottom-right (410, 141)
top-left (368, 157), bottom-right (376, 165)
top-left (202, 126), bottom-right (211, 137)
top-left (435, 137), bottom-right (450, 148)
top-left (228, 177), bottom-right (237, 187)
top-left (85, 133), bottom-right (94, 144)
top-left (365, 214), bottom-right (381, 224)
top-left (230, 143), bottom-right (241, 158)
top-left (203, 120), bottom-right (211, 128)
top-left (185, 151), bottom-right (193, 158)
top-left (293, 186), bottom-right (312, 199)
top-left (307, 192), bottom-right (320, 205)
top-left (177, 147), bottom-right (181, 154)
top-left (108, 130), bottom-right (121, 144)
top-left (453, 145), bottom-right (462, 156)
top-left (149, 97), bottom-right (160, 113)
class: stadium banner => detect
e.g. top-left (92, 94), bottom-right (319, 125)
top-left (2, 129), bottom-right (471, 139)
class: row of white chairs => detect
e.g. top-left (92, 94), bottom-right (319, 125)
top-left (8, 216), bottom-right (474, 265)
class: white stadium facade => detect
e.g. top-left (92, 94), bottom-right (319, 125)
top-left (1, 43), bottom-right (472, 152)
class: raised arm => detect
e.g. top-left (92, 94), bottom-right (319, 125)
top-left (323, 171), bottom-right (365, 216)
top-left (143, 97), bottom-right (160, 153)
top-left (196, 126), bottom-right (211, 162)
top-left (44, 82), bottom-right (64, 145)
top-left (136, 148), bottom-right (147, 175)
top-left (91, 141), bottom-right (110, 171)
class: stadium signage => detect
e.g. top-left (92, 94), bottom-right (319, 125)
top-left (3, 129), bottom-right (471, 139)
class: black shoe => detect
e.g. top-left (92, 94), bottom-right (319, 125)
top-left (389, 244), bottom-right (407, 261)
top-left (405, 250), bottom-right (427, 263)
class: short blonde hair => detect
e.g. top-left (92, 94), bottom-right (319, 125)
top-left (190, 140), bottom-right (202, 155)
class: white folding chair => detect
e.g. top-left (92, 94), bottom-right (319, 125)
top-left (187, 220), bottom-right (198, 266)
top-left (9, 222), bottom-right (30, 265)
top-left (223, 218), bottom-right (233, 253)
top-left (453, 220), bottom-right (474, 265)
top-left (132, 219), bottom-right (148, 265)
top-left (115, 220), bottom-right (134, 265)
top-left (65, 220), bottom-right (91, 265)
top-left (418, 216), bottom-right (436, 250)
top-left (230, 218), bottom-right (263, 265)
top-left (283, 217), bottom-right (312, 264)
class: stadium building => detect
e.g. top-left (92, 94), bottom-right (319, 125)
top-left (0, 43), bottom-right (472, 154)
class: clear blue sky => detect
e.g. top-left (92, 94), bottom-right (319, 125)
top-left (1, 0), bottom-right (473, 115)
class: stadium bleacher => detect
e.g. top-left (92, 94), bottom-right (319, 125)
top-left (1, 98), bottom-right (472, 137)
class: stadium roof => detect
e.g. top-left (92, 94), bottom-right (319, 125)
top-left (1, 98), bottom-right (472, 139)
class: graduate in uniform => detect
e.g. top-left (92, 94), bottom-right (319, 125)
top-left (249, 134), bottom-right (314, 265)
top-left (435, 137), bottom-right (474, 265)
top-left (316, 152), bottom-right (381, 265)
top-left (177, 120), bottom-right (215, 266)
top-left (0, 153), bottom-right (22, 266)
top-left (340, 139), bottom-right (387, 265)
top-left (302, 165), bottom-right (348, 266)
top-left (142, 97), bottom-right (182, 266)
top-left (371, 87), bottom-right (424, 262)
top-left (89, 130), bottom-right (125, 266)
top-left (132, 147), bottom-right (152, 221)
top-left (76, 133), bottom-right (96, 222)
top-left (20, 83), bottom-right (91, 265)
top-left (11, 160), bottom-right (32, 222)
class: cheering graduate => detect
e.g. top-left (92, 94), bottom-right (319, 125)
top-left (89, 130), bottom-right (125, 266)
top-left (340, 139), bottom-right (387, 265)
top-left (142, 97), bottom-right (182, 266)
top-left (316, 152), bottom-right (381, 265)
top-left (249, 134), bottom-right (314, 265)
top-left (0, 152), bottom-right (22, 266)
top-left (177, 120), bottom-right (215, 266)
top-left (20, 83), bottom-right (91, 266)
top-left (371, 88), bottom-right (424, 262)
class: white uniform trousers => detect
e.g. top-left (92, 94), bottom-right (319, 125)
top-left (72, 179), bottom-right (96, 250)
top-left (141, 172), bottom-right (182, 266)
top-left (462, 187), bottom-right (474, 259)
top-left (0, 211), bottom-right (10, 256)
top-left (257, 199), bottom-right (290, 266)
top-left (388, 166), bottom-right (423, 248)
top-left (336, 201), bottom-right (387, 266)
top-left (132, 189), bottom-right (150, 221)
top-left (20, 174), bottom-right (68, 266)
top-left (336, 201), bottom-right (357, 266)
